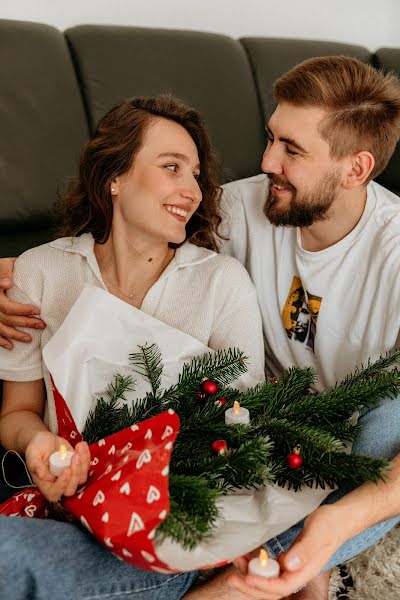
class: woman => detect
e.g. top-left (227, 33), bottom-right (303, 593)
top-left (0, 95), bottom-right (264, 508)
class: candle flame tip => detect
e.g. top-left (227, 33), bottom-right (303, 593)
top-left (259, 548), bottom-right (269, 568)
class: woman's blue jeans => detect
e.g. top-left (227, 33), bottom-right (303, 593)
top-left (1, 395), bottom-right (399, 599)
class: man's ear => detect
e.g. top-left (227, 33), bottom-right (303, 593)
top-left (342, 151), bottom-right (375, 189)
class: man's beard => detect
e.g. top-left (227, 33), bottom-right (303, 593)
top-left (263, 170), bottom-right (342, 227)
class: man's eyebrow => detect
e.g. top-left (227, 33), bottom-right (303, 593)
top-left (266, 126), bottom-right (308, 154)
top-left (157, 152), bottom-right (200, 170)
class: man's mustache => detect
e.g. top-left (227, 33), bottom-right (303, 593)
top-left (267, 173), bottom-right (296, 193)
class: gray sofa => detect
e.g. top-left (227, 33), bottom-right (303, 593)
top-left (1, 18), bottom-right (399, 258)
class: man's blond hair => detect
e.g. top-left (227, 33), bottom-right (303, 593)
top-left (274, 56), bottom-right (400, 181)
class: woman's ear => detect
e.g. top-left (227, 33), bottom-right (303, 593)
top-left (342, 151), bottom-right (375, 189)
top-left (110, 178), bottom-right (120, 195)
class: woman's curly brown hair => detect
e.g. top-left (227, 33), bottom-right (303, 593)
top-left (57, 95), bottom-right (225, 251)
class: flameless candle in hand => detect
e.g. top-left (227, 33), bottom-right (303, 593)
top-left (248, 548), bottom-right (280, 578)
top-left (49, 444), bottom-right (74, 477)
top-left (225, 400), bottom-right (250, 425)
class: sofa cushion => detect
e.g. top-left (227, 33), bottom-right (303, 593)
top-left (0, 19), bottom-right (89, 256)
top-left (65, 25), bottom-right (265, 182)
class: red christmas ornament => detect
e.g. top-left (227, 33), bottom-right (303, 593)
top-left (202, 379), bottom-right (219, 395)
top-left (214, 397), bottom-right (228, 407)
top-left (196, 391), bottom-right (207, 401)
top-left (287, 445), bottom-right (303, 470)
top-left (212, 440), bottom-right (228, 455)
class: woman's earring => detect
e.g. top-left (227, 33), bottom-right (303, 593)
top-left (111, 188), bottom-right (115, 193)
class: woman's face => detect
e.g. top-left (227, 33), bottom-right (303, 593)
top-left (111, 117), bottom-right (202, 245)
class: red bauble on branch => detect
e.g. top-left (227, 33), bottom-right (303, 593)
top-left (202, 379), bottom-right (219, 395)
top-left (212, 440), bottom-right (228, 455)
top-left (287, 445), bottom-right (303, 470)
top-left (214, 397), bottom-right (228, 407)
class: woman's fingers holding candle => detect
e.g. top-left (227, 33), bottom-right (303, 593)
top-left (30, 468), bottom-right (71, 502)
top-left (74, 441), bottom-right (91, 484)
top-left (63, 453), bottom-right (83, 497)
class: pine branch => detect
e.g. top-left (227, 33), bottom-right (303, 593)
top-left (338, 349), bottom-right (400, 388)
top-left (129, 343), bottom-right (163, 397)
top-left (155, 474), bottom-right (221, 550)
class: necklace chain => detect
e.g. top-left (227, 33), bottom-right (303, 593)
top-left (96, 245), bottom-right (173, 302)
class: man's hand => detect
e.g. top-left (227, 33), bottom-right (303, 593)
top-left (227, 504), bottom-right (343, 599)
top-left (0, 257), bottom-right (45, 350)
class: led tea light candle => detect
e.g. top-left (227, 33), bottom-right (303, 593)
top-left (49, 444), bottom-right (74, 477)
top-left (224, 400), bottom-right (250, 425)
top-left (248, 548), bottom-right (280, 578)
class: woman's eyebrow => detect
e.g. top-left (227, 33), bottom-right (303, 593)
top-left (157, 152), bottom-right (200, 170)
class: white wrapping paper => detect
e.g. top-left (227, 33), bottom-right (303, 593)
top-left (43, 285), bottom-right (330, 571)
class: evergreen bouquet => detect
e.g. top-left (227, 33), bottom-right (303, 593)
top-left (1, 286), bottom-right (399, 572)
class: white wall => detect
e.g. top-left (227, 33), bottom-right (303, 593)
top-left (1, 0), bottom-right (398, 51)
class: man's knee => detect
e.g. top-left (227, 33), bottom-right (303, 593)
top-left (353, 395), bottom-right (400, 460)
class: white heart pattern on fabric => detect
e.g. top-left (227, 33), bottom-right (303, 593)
top-left (167, 409), bottom-right (175, 415)
top-left (77, 486), bottom-right (86, 499)
top-left (144, 428), bottom-right (152, 440)
top-left (161, 425), bottom-right (173, 440)
top-left (104, 537), bottom-right (114, 547)
top-left (146, 485), bottom-right (161, 504)
top-left (120, 482), bottom-right (131, 495)
top-left (90, 457), bottom-right (99, 466)
top-left (101, 512), bottom-right (109, 523)
top-left (80, 516), bottom-right (93, 533)
top-left (164, 442), bottom-right (173, 450)
top-left (158, 510), bottom-right (167, 520)
top-left (161, 465), bottom-right (169, 477)
top-left (108, 444), bottom-right (116, 455)
top-left (93, 490), bottom-right (105, 506)
top-left (130, 424), bottom-right (139, 431)
top-left (111, 470), bottom-right (121, 481)
top-left (25, 504), bottom-right (37, 517)
top-left (98, 439), bottom-right (106, 446)
top-left (122, 548), bottom-right (133, 557)
top-left (141, 551), bottom-right (155, 563)
top-left (121, 442), bottom-right (132, 454)
top-left (127, 512), bottom-right (144, 536)
top-left (136, 449), bottom-right (151, 469)
top-left (26, 493), bottom-right (35, 502)
top-left (105, 464), bottom-right (113, 475)
top-left (147, 529), bottom-right (156, 540)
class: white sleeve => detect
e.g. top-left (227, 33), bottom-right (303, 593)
top-left (218, 181), bottom-right (249, 267)
top-left (208, 259), bottom-right (265, 383)
top-left (0, 252), bottom-right (44, 382)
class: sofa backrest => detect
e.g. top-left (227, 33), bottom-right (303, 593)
top-left (65, 25), bottom-right (266, 185)
top-left (0, 19), bottom-right (89, 257)
top-left (0, 21), bottom-right (399, 258)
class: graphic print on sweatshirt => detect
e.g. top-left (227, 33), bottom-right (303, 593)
top-left (282, 276), bottom-right (322, 353)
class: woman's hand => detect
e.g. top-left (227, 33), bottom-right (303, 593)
top-left (25, 431), bottom-right (91, 502)
top-left (0, 257), bottom-right (45, 350)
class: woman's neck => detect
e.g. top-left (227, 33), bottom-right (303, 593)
top-left (94, 229), bottom-right (175, 307)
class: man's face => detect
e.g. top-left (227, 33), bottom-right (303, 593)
top-left (262, 102), bottom-right (344, 227)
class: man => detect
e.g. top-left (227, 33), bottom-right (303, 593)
top-left (1, 56), bottom-right (400, 600)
